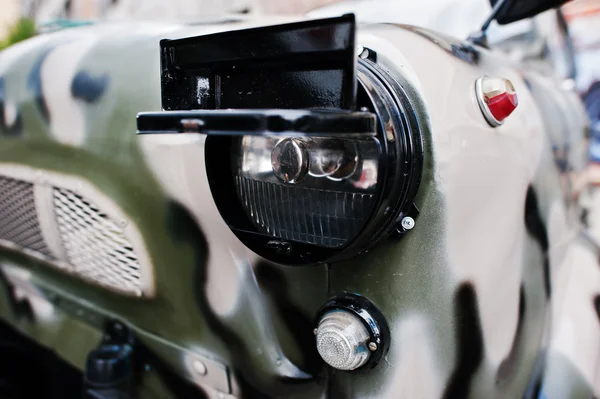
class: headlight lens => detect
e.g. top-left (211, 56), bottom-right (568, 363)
top-left (235, 136), bottom-right (379, 248)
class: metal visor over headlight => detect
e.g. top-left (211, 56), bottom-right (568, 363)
top-left (136, 14), bottom-right (423, 265)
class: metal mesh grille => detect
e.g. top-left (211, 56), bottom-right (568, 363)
top-left (53, 188), bottom-right (143, 295)
top-left (0, 176), bottom-right (53, 257)
top-left (235, 176), bottom-right (374, 248)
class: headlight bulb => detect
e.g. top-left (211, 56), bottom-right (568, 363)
top-left (308, 139), bottom-right (358, 180)
top-left (271, 138), bottom-right (308, 184)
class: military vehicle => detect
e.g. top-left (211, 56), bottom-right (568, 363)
top-left (0, 0), bottom-right (597, 397)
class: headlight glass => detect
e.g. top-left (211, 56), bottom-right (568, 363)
top-left (234, 136), bottom-right (379, 248)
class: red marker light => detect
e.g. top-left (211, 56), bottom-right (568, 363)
top-left (487, 91), bottom-right (518, 121)
top-left (476, 76), bottom-right (518, 127)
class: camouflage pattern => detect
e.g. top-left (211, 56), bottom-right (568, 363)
top-left (0, 17), bottom-right (598, 399)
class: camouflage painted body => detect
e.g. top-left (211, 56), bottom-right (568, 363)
top-left (0, 17), bottom-right (598, 398)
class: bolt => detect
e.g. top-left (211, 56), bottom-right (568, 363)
top-left (359, 48), bottom-right (369, 59)
top-left (356, 45), bottom-right (364, 56)
top-left (313, 328), bottom-right (318, 336)
top-left (368, 342), bottom-right (378, 352)
top-left (401, 216), bottom-right (415, 230)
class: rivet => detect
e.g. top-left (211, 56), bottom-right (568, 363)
top-left (192, 359), bottom-right (207, 376)
top-left (368, 342), bottom-right (378, 352)
top-left (401, 216), bottom-right (415, 230)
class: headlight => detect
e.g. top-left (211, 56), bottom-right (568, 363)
top-left (137, 14), bottom-right (424, 265)
top-left (204, 58), bottom-right (423, 265)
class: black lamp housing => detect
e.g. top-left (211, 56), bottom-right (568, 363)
top-left (136, 15), bottom-right (423, 265)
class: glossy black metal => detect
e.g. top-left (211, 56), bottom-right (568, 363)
top-left (159, 14), bottom-right (357, 111)
top-left (316, 292), bottom-right (391, 371)
top-left (352, 58), bottom-right (423, 252)
top-left (136, 109), bottom-right (376, 137)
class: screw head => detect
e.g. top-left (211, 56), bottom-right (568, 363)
top-left (401, 216), bottom-right (415, 230)
top-left (368, 342), bottom-right (378, 352)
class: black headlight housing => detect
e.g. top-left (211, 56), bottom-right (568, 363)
top-left (137, 15), bottom-right (423, 265)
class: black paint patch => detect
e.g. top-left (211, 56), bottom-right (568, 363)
top-left (0, 77), bottom-right (22, 136)
top-left (496, 284), bottom-right (526, 382)
top-left (166, 201), bottom-right (315, 399)
top-left (254, 262), bottom-right (323, 374)
top-left (442, 282), bottom-right (484, 399)
top-left (524, 186), bottom-right (551, 298)
top-left (27, 48), bottom-right (53, 122)
top-left (594, 295), bottom-right (600, 322)
top-left (71, 71), bottom-right (109, 102)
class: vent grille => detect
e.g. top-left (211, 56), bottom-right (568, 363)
top-left (53, 188), bottom-right (143, 296)
top-left (0, 176), bottom-right (53, 258)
